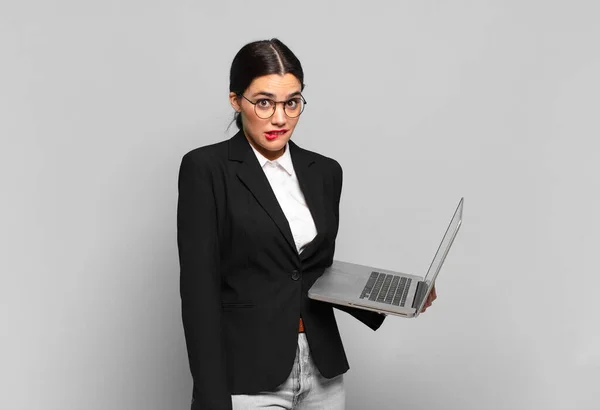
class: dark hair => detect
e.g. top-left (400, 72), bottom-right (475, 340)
top-left (229, 38), bottom-right (305, 130)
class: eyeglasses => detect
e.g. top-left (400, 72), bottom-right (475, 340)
top-left (239, 94), bottom-right (307, 119)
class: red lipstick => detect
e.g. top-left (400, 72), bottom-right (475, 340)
top-left (265, 129), bottom-right (288, 141)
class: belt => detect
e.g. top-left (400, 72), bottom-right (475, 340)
top-left (298, 317), bottom-right (305, 333)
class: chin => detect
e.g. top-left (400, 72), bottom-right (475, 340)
top-left (263, 138), bottom-right (288, 150)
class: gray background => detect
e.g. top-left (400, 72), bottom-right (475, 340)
top-left (1, 1), bottom-right (599, 409)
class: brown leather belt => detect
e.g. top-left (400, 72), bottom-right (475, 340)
top-left (298, 317), bottom-right (305, 333)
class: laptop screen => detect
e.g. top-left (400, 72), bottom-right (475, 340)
top-left (415, 198), bottom-right (463, 315)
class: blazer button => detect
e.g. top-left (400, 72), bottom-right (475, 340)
top-left (291, 270), bottom-right (301, 281)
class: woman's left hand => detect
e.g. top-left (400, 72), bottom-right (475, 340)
top-left (420, 284), bottom-right (437, 313)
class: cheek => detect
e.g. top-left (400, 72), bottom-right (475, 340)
top-left (242, 111), bottom-right (264, 135)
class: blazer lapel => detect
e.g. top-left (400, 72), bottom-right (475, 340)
top-left (229, 132), bottom-right (328, 260)
top-left (289, 141), bottom-right (327, 261)
top-left (229, 131), bottom-right (298, 254)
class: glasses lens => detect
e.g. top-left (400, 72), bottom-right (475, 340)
top-left (251, 97), bottom-right (306, 119)
top-left (254, 99), bottom-right (275, 119)
top-left (284, 97), bottom-right (305, 118)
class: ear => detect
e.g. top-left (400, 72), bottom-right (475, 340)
top-left (229, 92), bottom-right (241, 112)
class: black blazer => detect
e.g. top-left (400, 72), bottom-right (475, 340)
top-left (177, 130), bottom-right (385, 410)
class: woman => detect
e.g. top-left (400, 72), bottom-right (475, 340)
top-left (177, 38), bottom-right (436, 410)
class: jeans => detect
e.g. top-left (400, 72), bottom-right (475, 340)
top-left (231, 333), bottom-right (345, 409)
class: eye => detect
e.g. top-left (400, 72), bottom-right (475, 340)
top-left (286, 98), bottom-right (300, 109)
top-left (256, 99), bottom-right (273, 109)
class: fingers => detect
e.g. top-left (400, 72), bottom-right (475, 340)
top-left (420, 285), bottom-right (438, 313)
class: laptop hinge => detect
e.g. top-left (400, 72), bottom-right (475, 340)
top-left (411, 281), bottom-right (428, 309)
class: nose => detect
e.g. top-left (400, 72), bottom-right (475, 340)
top-left (271, 102), bottom-right (286, 126)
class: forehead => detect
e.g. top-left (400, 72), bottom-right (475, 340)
top-left (246, 73), bottom-right (301, 96)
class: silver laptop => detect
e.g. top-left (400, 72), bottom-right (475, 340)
top-left (308, 198), bottom-right (463, 318)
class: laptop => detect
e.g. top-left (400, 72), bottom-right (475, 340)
top-left (308, 198), bottom-right (463, 318)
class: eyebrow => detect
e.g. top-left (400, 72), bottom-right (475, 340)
top-left (251, 91), bottom-right (302, 99)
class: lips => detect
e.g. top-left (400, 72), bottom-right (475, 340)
top-left (265, 129), bottom-right (288, 141)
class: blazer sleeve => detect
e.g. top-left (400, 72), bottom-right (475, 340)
top-left (177, 153), bottom-right (232, 410)
top-left (330, 159), bottom-right (386, 331)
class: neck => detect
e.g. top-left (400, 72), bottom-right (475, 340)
top-left (245, 135), bottom-right (285, 161)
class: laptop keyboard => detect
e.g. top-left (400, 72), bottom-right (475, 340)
top-left (360, 271), bottom-right (412, 307)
